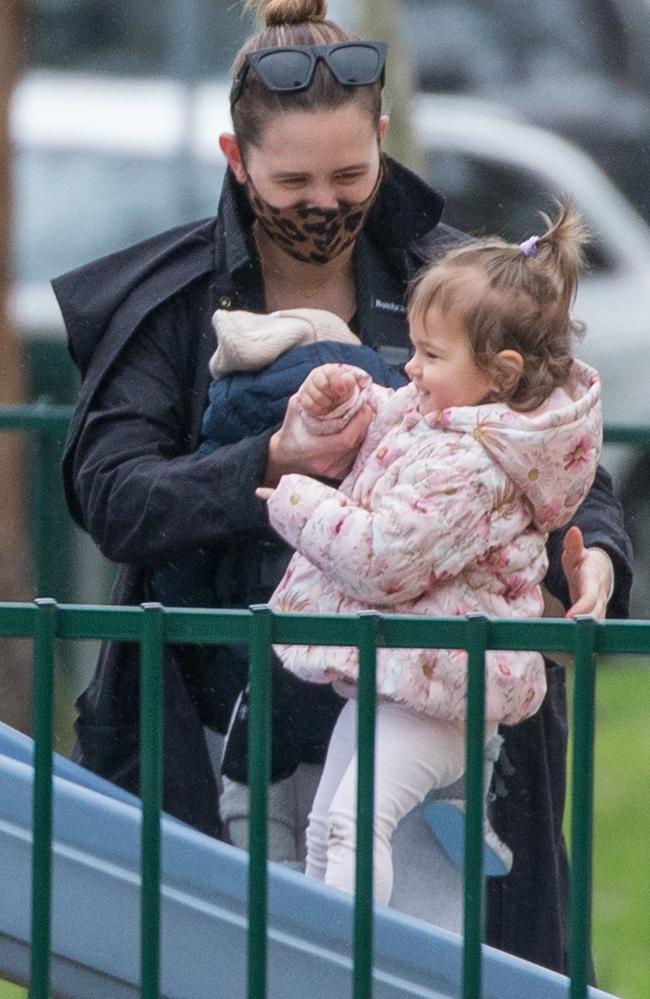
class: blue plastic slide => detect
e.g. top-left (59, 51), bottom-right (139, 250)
top-left (0, 722), bottom-right (619, 998)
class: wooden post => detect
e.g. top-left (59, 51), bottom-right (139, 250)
top-left (358, 0), bottom-right (425, 175)
top-left (0, 0), bottom-right (33, 733)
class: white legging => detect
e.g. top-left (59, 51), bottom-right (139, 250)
top-left (305, 698), bottom-right (467, 905)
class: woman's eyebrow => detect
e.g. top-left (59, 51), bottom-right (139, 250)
top-left (333, 162), bottom-right (370, 172)
top-left (271, 162), bottom-right (370, 180)
top-left (271, 170), bottom-right (311, 180)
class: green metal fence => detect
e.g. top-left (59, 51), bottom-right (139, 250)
top-left (2, 601), bottom-right (650, 999)
top-left (1, 407), bottom-right (649, 999)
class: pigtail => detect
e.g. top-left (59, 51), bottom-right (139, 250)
top-left (533, 201), bottom-right (589, 313)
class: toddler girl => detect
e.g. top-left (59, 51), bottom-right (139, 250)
top-left (257, 203), bottom-right (603, 903)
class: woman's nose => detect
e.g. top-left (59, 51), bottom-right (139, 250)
top-left (307, 186), bottom-right (340, 211)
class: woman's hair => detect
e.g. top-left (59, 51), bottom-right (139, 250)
top-left (408, 202), bottom-right (589, 411)
top-left (233, 0), bottom-right (383, 151)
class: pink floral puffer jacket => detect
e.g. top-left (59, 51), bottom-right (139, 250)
top-left (266, 360), bottom-right (602, 725)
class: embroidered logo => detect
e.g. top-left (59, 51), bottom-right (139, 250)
top-left (373, 298), bottom-right (407, 314)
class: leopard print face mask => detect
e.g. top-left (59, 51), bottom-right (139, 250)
top-left (246, 165), bottom-right (382, 265)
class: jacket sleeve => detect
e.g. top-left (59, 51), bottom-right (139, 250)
top-left (68, 303), bottom-right (273, 564)
top-left (544, 464), bottom-right (633, 618)
top-left (266, 451), bottom-right (497, 605)
top-left (298, 372), bottom-right (393, 436)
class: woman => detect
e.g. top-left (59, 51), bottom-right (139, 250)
top-left (53, 0), bottom-right (631, 976)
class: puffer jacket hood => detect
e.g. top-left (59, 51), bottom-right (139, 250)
top-left (432, 359), bottom-right (602, 533)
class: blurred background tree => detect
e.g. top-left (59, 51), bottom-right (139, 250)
top-left (358, 0), bottom-right (424, 175)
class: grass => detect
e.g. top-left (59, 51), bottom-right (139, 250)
top-left (1, 656), bottom-right (648, 999)
top-left (0, 982), bottom-right (25, 998)
top-left (584, 655), bottom-right (650, 999)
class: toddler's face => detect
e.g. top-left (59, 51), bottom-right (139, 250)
top-left (405, 303), bottom-right (497, 414)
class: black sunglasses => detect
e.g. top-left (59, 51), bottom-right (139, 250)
top-left (230, 41), bottom-right (388, 106)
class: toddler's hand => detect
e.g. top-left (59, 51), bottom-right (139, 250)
top-left (299, 364), bottom-right (362, 418)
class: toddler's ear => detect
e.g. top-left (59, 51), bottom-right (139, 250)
top-left (494, 350), bottom-right (524, 395)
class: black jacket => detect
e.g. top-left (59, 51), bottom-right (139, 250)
top-left (53, 158), bottom-right (632, 975)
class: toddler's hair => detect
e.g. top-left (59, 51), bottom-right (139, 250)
top-left (409, 202), bottom-right (589, 411)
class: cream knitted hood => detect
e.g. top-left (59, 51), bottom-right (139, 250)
top-left (209, 308), bottom-right (361, 378)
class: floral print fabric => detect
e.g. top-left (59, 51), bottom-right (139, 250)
top-left (266, 360), bottom-right (602, 725)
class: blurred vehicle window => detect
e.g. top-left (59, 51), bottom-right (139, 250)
top-left (400, 0), bottom-right (650, 224)
top-left (30, 0), bottom-right (251, 78)
top-left (403, 0), bottom-right (644, 92)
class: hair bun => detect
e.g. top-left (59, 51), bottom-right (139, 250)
top-left (250, 0), bottom-right (328, 28)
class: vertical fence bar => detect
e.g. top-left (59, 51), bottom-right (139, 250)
top-left (463, 614), bottom-right (487, 999)
top-left (38, 428), bottom-right (62, 599)
top-left (32, 431), bottom-right (49, 598)
top-left (30, 598), bottom-right (57, 999)
top-left (354, 612), bottom-right (379, 999)
top-left (140, 603), bottom-right (165, 999)
top-left (248, 605), bottom-right (273, 999)
top-left (570, 616), bottom-right (597, 999)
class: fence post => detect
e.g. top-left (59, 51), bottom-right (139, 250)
top-left (248, 604), bottom-right (273, 999)
top-left (570, 615), bottom-right (597, 999)
top-left (354, 612), bottom-right (380, 999)
top-left (463, 613), bottom-right (488, 999)
top-left (32, 428), bottom-right (60, 599)
top-left (140, 602), bottom-right (165, 999)
top-left (30, 597), bottom-right (57, 999)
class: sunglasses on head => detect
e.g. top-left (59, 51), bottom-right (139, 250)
top-left (230, 40), bottom-right (388, 106)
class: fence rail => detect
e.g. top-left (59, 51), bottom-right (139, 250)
top-left (0, 601), bottom-right (649, 998)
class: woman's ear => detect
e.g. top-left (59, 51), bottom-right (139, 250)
top-left (494, 349), bottom-right (524, 395)
top-left (219, 132), bottom-right (247, 183)
top-left (378, 114), bottom-right (390, 145)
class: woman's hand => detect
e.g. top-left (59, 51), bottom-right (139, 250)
top-left (265, 391), bottom-right (372, 486)
top-left (256, 487), bottom-right (274, 501)
top-left (561, 525), bottom-right (613, 619)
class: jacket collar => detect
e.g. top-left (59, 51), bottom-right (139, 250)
top-left (217, 169), bottom-right (257, 280)
top-left (366, 155), bottom-right (445, 255)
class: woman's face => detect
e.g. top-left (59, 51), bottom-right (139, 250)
top-left (224, 104), bottom-right (388, 210)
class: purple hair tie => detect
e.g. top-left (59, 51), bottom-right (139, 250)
top-left (519, 235), bottom-right (540, 257)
